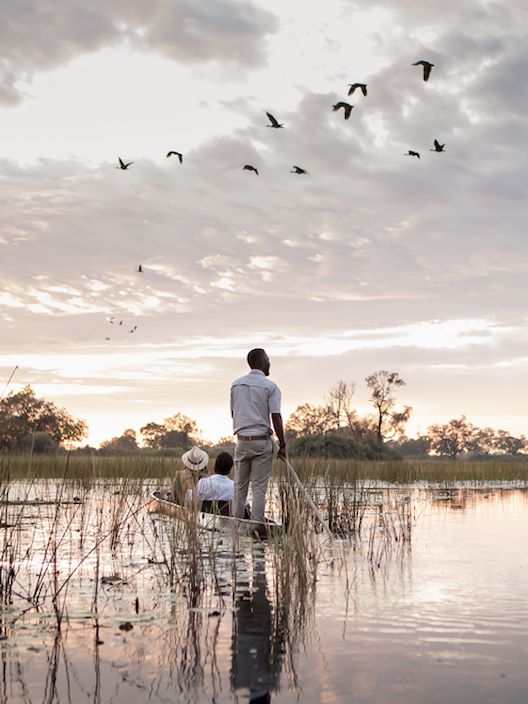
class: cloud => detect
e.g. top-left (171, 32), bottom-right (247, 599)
top-left (2, 0), bottom-right (528, 442)
top-left (0, 0), bottom-right (278, 104)
top-left (1, 51), bottom-right (527, 347)
top-left (345, 0), bottom-right (521, 34)
top-left (139, 0), bottom-right (279, 65)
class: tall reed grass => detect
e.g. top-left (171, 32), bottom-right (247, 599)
top-left (273, 457), bottom-right (528, 484)
top-left (2, 452), bottom-right (527, 482)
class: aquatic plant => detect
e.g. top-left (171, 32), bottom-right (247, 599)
top-left (1, 452), bottom-right (527, 482)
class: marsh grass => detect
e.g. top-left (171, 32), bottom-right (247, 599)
top-left (0, 452), bottom-right (176, 481)
top-left (1, 452), bottom-right (527, 483)
top-left (273, 457), bottom-right (528, 484)
top-left (1, 448), bottom-right (506, 678)
top-left (0, 449), bottom-right (443, 702)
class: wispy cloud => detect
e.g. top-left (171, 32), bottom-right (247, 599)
top-left (2, 0), bottom-right (527, 442)
top-left (0, 0), bottom-right (278, 104)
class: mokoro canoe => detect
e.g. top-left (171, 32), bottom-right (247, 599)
top-left (147, 491), bottom-right (282, 539)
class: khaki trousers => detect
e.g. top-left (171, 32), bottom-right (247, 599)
top-left (234, 438), bottom-right (274, 522)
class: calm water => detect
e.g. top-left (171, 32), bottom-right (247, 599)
top-left (0, 485), bottom-right (527, 703)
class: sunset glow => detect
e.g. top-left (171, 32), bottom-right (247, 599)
top-left (2, 0), bottom-right (527, 447)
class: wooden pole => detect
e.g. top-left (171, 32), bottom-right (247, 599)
top-left (285, 459), bottom-right (333, 540)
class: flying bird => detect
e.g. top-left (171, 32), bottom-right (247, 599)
top-left (105, 337), bottom-right (110, 341)
top-left (117, 157), bottom-right (133, 170)
top-left (243, 164), bottom-right (259, 175)
top-left (266, 111), bottom-right (284, 128)
top-left (431, 139), bottom-right (446, 152)
top-left (109, 317), bottom-right (115, 324)
top-left (413, 60), bottom-right (434, 81)
top-left (166, 151), bottom-right (183, 163)
top-left (405, 150), bottom-right (420, 159)
top-left (118, 320), bottom-right (123, 326)
top-left (138, 264), bottom-right (143, 273)
top-left (348, 83), bottom-right (367, 96)
top-left (129, 326), bottom-right (137, 333)
top-left (291, 165), bottom-right (308, 174)
top-left (332, 102), bottom-right (353, 120)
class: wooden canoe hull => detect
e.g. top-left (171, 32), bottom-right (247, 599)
top-left (147, 492), bottom-right (282, 539)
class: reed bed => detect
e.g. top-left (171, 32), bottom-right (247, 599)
top-left (2, 452), bottom-right (527, 483)
top-left (1, 448), bottom-right (504, 618)
top-left (2, 448), bottom-right (500, 653)
top-left (274, 457), bottom-right (528, 484)
top-left (0, 448), bottom-right (522, 702)
top-left (0, 466), bottom-right (402, 633)
top-left (0, 452), bottom-right (176, 481)
top-left (0, 449), bottom-right (460, 701)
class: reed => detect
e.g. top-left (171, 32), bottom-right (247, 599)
top-left (272, 457), bottom-right (528, 484)
top-left (1, 452), bottom-right (527, 482)
top-left (0, 452), bottom-right (177, 480)
top-left (0, 452), bottom-right (430, 703)
top-left (0, 451), bottom-right (452, 635)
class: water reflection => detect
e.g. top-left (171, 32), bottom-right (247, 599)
top-left (0, 485), bottom-right (527, 703)
top-left (231, 553), bottom-right (283, 703)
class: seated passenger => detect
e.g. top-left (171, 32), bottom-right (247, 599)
top-left (194, 452), bottom-right (235, 515)
top-left (174, 445), bottom-right (209, 504)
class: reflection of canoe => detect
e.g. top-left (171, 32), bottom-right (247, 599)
top-left (147, 491), bottom-right (283, 539)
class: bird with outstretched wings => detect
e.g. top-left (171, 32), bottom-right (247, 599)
top-left (243, 164), bottom-right (259, 175)
top-left (166, 151), bottom-right (183, 163)
top-left (412, 60), bottom-right (434, 81)
top-left (266, 111), bottom-right (284, 128)
top-left (117, 157), bottom-right (134, 170)
top-left (348, 83), bottom-right (367, 96)
top-left (431, 139), bottom-right (446, 152)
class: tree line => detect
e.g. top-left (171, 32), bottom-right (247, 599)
top-left (392, 418), bottom-right (526, 459)
top-left (285, 375), bottom-right (526, 459)
top-left (0, 380), bottom-right (526, 459)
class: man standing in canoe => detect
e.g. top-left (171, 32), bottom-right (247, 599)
top-left (230, 348), bottom-right (287, 522)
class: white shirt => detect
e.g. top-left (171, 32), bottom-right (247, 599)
top-left (230, 369), bottom-right (282, 436)
top-left (194, 474), bottom-right (235, 502)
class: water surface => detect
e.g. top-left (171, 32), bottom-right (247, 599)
top-left (0, 484), bottom-right (526, 703)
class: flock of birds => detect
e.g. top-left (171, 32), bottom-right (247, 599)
top-left (106, 59), bottom-right (442, 341)
top-left (105, 317), bottom-right (138, 341)
top-left (115, 59), bottom-right (443, 176)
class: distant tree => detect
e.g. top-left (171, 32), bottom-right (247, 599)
top-left (0, 385), bottom-right (87, 451)
top-left (325, 381), bottom-right (357, 430)
top-left (426, 416), bottom-right (476, 459)
top-left (286, 403), bottom-right (334, 439)
top-left (290, 431), bottom-right (400, 460)
top-left (72, 444), bottom-right (98, 455)
top-left (140, 422), bottom-right (166, 449)
top-left (365, 371), bottom-right (412, 445)
top-left (18, 431), bottom-right (61, 454)
top-left (99, 429), bottom-right (140, 455)
top-left (158, 429), bottom-right (192, 449)
top-left (140, 413), bottom-right (200, 449)
top-left (470, 427), bottom-right (497, 455)
top-left (389, 435), bottom-right (431, 457)
top-left (211, 436), bottom-right (236, 454)
top-left (493, 430), bottom-right (526, 456)
top-left (287, 382), bottom-right (387, 446)
top-left (164, 413), bottom-right (199, 439)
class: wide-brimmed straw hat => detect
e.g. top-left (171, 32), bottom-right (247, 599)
top-left (181, 445), bottom-right (209, 471)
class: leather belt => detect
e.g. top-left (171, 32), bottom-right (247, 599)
top-left (237, 434), bottom-right (269, 441)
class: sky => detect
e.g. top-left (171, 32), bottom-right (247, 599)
top-left (1, 0), bottom-right (528, 446)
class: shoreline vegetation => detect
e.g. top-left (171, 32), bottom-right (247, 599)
top-left (2, 383), bottom-right (528, 463)
top-left (1, 453), bottom-right (527, 483)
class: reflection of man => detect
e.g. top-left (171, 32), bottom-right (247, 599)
top-left (231, 559), bottom-right (282, 703)
top-left (230, 348), bottom-right (287, 522)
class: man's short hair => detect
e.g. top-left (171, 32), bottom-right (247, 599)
top-left (214, 452), bottom-right (234, 475)
top-left (247, 348), bottom-right (267, 368)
